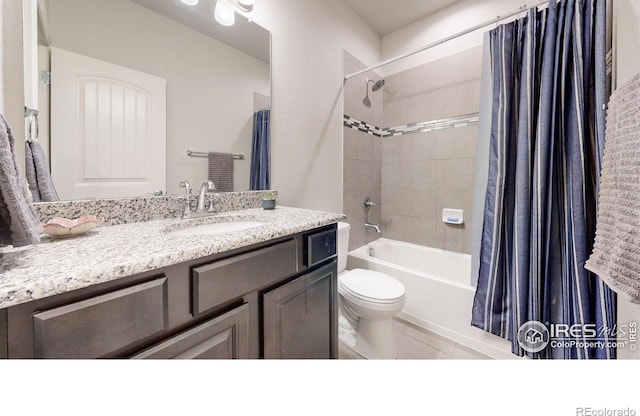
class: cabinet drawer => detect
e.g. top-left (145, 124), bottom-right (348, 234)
top-left (304, 228), bottom-right (337, 267)
top-left (33, 278), bottom-right (169, 359)
top-left (192, 239), bottom-right (298, 316)
top-left (132, 304), bottom-right (250, 359)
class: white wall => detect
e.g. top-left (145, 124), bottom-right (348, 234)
top-left (382, 0), bottom-right (530, 76)
top-left (36, 45), bottom-right (49, 159)
top-left (22, 0), bottom-right (38, 111)
top-left (0, 0), bottom-right (25, 174)
top-left (614, 0), bottom-right (640, 88)
top-left (613, 0), bottom-right (640, 360)
top-left (48, 0), bottom-right (270, 195)
top-left (251, 0), bottom-right (381, 212)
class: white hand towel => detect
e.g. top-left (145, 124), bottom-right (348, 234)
top-left (586, 72), bottom-right (640, 303)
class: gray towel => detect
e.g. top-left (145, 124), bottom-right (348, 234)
top-left (0, 115), bottom-right (42, 247)
top-left (585, 72), bottom-right (640, 303)
top-left (25, 140), bottom-right (59, 202)
top-left (208, 152), bottom-right (233, 192)
top-left (24, 141), bottom-right (38, 200)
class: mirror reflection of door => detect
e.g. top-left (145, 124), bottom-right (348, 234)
top-left (24, 0), bottom-right (271, 201)
top-left (51, 48), bottom-right (166, 200)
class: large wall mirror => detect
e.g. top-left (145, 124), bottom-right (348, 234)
top-left (24, 0), bottom-right (271, 202)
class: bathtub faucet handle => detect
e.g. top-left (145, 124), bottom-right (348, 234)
top-left (363, 196), bottom-right (378, 212)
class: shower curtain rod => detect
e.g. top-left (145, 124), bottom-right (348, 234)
top-left (344, 0), bottom-right (549, 81)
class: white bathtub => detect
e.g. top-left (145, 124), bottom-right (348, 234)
top-left (347, 238), bottom-right (513, 359)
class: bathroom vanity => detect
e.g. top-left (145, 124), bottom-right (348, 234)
top-left (0, 206), bottom-right (342, 359)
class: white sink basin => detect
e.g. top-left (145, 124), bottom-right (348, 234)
top-left (169, 221), bottom-right (267, 237)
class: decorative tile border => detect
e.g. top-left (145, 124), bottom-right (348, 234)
top-left (383, 113), bottom-right (480, 137)
top-left (344, 113), bottom-right (479, 138)
top-left (343, 115), bottom-right (384, 137)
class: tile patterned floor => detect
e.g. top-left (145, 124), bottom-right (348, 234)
top-left (339, 318), bottom-right (491, 360)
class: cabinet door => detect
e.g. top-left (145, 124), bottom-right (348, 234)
top-left (132, 304), bottom-right (249, 359)
top-left (263, 262), bottom-right (337, 359)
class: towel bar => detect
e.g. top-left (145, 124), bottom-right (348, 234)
top-left (24, 107), bottom-right (39, 143)
top-left (186, 150), bottom-right (244, 160)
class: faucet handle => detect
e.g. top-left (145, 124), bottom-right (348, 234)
top-left (180, 180), bottom-right (192, 195)
top-left (363, 196), bottom-right (377, 212)
top-left (179, 180), bottom-right (193, 219)
top-left (202, 180), bottom-right (216, 192)
top-left (206, 194), bottom-right (216, 213)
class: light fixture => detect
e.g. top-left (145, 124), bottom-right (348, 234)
top-left (214, 0), bottom-right (235, 26)
top-left (235, 0), bottom-right (255, 12)
top-left (214, 0), bottom-right (255, 26)
top-left (179, 0), bottom-right (199, 5)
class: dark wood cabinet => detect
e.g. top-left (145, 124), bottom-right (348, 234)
top-left (192, 239), bottom-right (298, 317)
top-left (1, 224), bottom-right (338, 359)
top-left (0, 309), bottom-right (7, 359)
top-left (263, 262), bottom-right (338, 359)
top-left (132, 304), bottom-right (250, 359)
top-left (33, 278), bottom-right (169, 359)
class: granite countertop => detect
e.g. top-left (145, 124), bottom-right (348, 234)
top-left (0, 207), bottom-right (345, 309)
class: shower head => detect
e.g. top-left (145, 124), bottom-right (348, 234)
top-left (371, 79), bottom-right (385, 92)
top-left (362, 78), bottom-right (384, 107)
top-left (365, 78), bottom-right (385, 92)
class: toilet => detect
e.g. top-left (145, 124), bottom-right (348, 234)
top-left (337, 222), bottom-right (406, 359)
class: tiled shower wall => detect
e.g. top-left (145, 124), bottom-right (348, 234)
top-left (343, 51), bottom-right (383, 250)
top-left (381, 46), bottom-right (483, 253)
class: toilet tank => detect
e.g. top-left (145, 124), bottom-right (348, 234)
top-left (337, 222), bottom-right (351, 273)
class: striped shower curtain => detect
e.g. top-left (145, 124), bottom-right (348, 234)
top-left (250, 108), bottom-right (270, 190)
top-left (471, 0), bottom-right (616, 359)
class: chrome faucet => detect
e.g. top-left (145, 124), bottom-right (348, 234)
top-left (197, 180), bottom-right (216, 212)
top-left (179, 180), bottom-right (217, 219)
top-left (364, 222), bottom-right (382, 233)
top-left (363, 196), bottom-right (381, 233)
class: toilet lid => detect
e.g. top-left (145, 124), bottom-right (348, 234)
top-left (339, 269), bottom-right (405, 304)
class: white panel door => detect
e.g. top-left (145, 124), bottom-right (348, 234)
top-left (51, 47), bottom-right (166, 200)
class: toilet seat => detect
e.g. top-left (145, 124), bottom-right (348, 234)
top-left (339, 269), bottom-right (405, 304)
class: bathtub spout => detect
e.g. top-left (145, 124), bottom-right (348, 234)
top-left (364, 222), bottom-right (382, 233)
